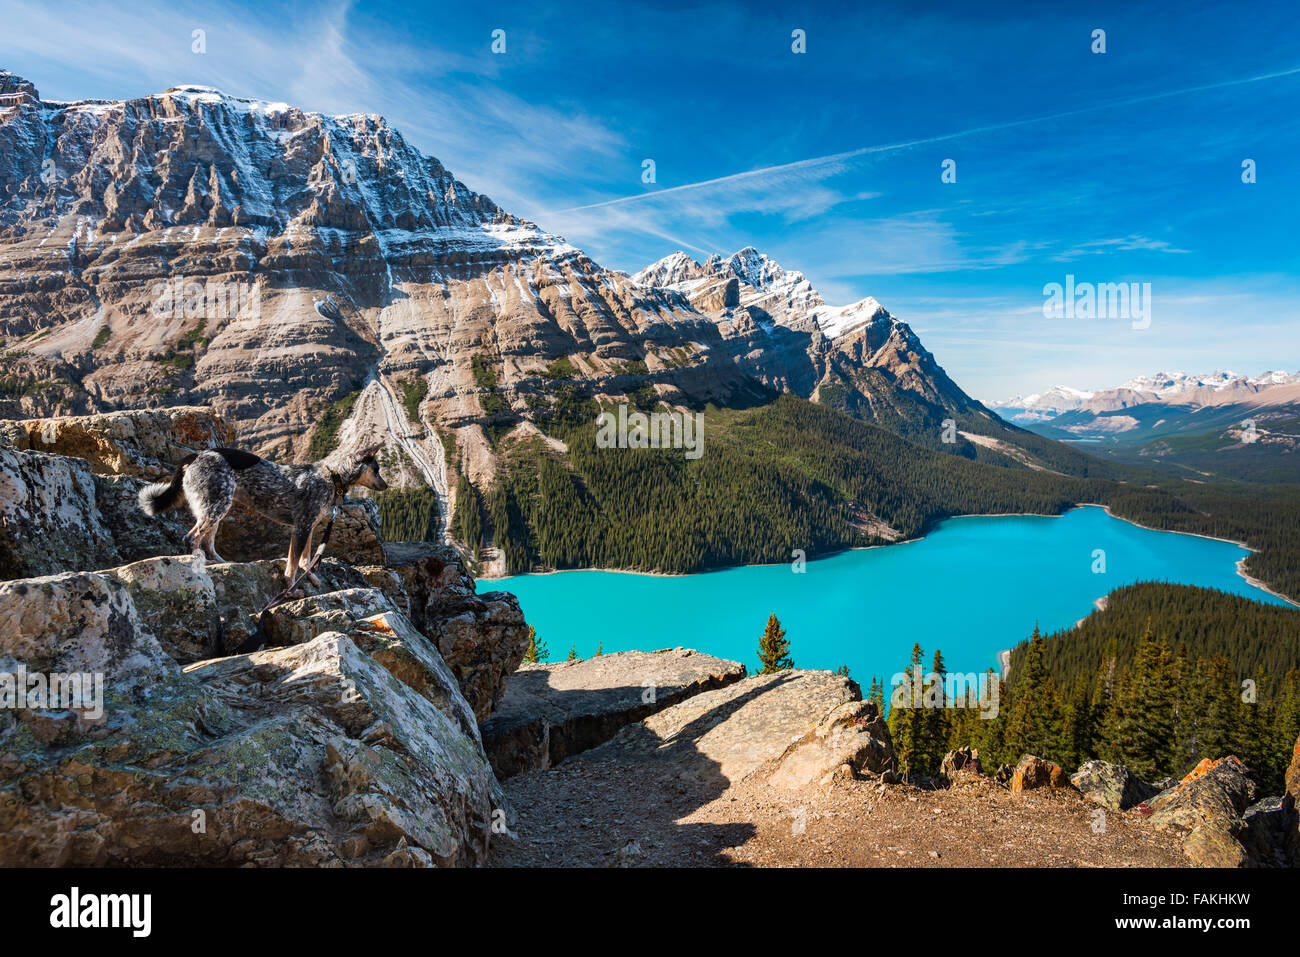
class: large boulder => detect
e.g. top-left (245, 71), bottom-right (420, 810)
top-left (1147, 756), bottom-right (1257, 867)
top-left (0, 407), bottom-right (234, 479)
top-left (1070, 760), bottom-right (1158, 811)
top-left (261, 587), bottom-right (403, 648)
top-left (380, 542), bottom-right (528, 723)
top-left (0, 446), bottom-right (121, 579)
top-left (0, 444), bottom-right (193, 581)
top-left (1010, 754), bottom-right (1074, 794)
top-left (480, 648), bottom-right (747, 778)
top-left (107, 554), bottom-right (222, 661)
top-left (768, 698), bottom-right (894, 789)
top-left (0, 566), bottom-right (504, 866)
top-left (585, 670), bottom-right (861, 789)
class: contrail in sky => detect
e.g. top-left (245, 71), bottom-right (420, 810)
top-left (551, 65), bottom-right (1300, 214)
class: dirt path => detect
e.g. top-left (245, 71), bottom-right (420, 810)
top-left (490, 760), bottom-right (1189, 868)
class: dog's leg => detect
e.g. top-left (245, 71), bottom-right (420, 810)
top-left (284, 533), bottom-right (299, 580)
top-left (191, 519), bottom-right (215, 556)
top-left (283, 531), bottom-right (304, 596)
top-left (299, 522), bottom-right (322, 587)
top-left (204, 522), bottom-right (227, 564)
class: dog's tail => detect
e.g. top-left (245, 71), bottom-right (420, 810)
top-left (138, 453), bottom-right (197, 516)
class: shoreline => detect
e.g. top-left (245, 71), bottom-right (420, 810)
top-left (478, 502), bottom-right (1300, 609)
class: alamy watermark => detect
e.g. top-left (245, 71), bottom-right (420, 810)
top-left (151, 276), bottom-right (260, 321)
top-left (890, 665), bottom-right (1000, 719)
top-left (1, 665), bottom-right (104, 720)
top-left (1043, 275), bottom-right (1151, 329)
top-left (595, 404), bottom-right (704, 459)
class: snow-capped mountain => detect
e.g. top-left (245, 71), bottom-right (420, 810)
top-left (0, 68), bottom-right (991, 506)
top-left (988, 386), bottom-right (1096, 423)
top-left (634, 246), bottom-right (886, 340)
top-left (991, 370), bottom-right (1300, 425)
top-left (632, 247), bottom-right (980, 421)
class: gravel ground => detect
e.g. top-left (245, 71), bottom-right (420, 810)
top-left (488, 757), bottom-right (1190, 868)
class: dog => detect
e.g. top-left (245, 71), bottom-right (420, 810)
top-left (138, 443), bottom-right (388, 587)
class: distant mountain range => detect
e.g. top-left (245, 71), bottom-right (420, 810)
top-left (990, 370), bottom-right (1300, 425)
top-left (988, 370), bottom-right (1300, 483)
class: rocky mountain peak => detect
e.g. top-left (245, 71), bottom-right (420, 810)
top-left (632, 249), bottom-right (702, 287)
top-left (0, 70), bottom-right (39, 102)
top-left (723, 245), bottom-right (790, 290)
top-left (0, 78), bottom-right (516, 238)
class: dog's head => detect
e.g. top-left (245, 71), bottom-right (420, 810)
top-left (350, 443), bottom-right (389, 492)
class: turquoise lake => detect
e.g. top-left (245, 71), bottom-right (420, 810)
top-left (478, 506), bottom-right (1295, 683)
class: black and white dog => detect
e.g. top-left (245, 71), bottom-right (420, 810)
top-left (138, 443), bottom-right (387, 585)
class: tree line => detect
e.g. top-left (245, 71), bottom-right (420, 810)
top-left (883, 585), bottom-right (1300, 794)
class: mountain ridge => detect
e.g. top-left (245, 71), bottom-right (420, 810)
top-left (992, 369), bottom-right (1300, 424)
top-left (0, 68), bottom-right (1033, 539)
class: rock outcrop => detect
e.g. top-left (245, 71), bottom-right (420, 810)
top-left (1010, 754), bottom-right (1074, 794)
top-left (481, 648), bottom-right (748, 779)
top-left (1240, 797), bottom-right (1294, 868)
top-left (0, 565), bottom-right (507, 865)
top-left (0, 408), bottom-right (528, 866)
top-left (1070, 760), bottom-right (1158, 811)
top-left (0, 406), bottom-right (392, 579)
top-left (1146, 756), bottom-right (1257, 868)
top-left (379, 542), bottom-right (532, 722)
top-left (0, 407), bottom-right (235, 478)
top-left (768, 698), bottom-right (894, 789)
top-left (584, 670), bottom-right (864, 789)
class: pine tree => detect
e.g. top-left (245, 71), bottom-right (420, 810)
top-left (757, 614), bottom-right (793, 674)
top-left (522, 625), bottom-right (548, 664)
top-left (1270, 668), bottom-right (1300, 792)
top-left (566, 642), bottom-right (578, 662)
top-left (1198, 654), bottom-right (1239, 761)
top-left (867, 676), bottom-right (885, 710)
top-left (975, 670), bottom-right (1008, 766)
top-left (1237, 664), bottom-right (1271, 781)
top-left (1091, 637), bottom-right (1120, 753)
top-left (887, 643), bottom-right (926, 777)
top-left (1097, 666), bottom-right (1129, 764)
top-left (922, 649), bottom-right (950, 775)
top-left (1058, 676), bottom-right (1094, 770)
top-left (595, 642), bottom-right (603, 657)
top-left (1115, 625), bottom-right (1176, 779)
top-left (1169, 642), bottom-right (1196, 774)
top-left (1003, 624), bottom-right (1058, 762)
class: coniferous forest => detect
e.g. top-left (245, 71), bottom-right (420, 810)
top-left (884, 582), bottom-right (1300, 794)
top-left (459, 393), bottom-right (1300, 605)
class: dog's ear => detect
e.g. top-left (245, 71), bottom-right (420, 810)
top-left (356, 442), bottom-right (383, 460)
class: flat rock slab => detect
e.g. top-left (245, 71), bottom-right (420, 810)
top-left (582, 669), bottom-right (859, 789)
top-left (481, 649), bottom-right (746, 778)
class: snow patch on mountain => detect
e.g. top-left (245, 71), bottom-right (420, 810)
top-left (991, 370), bottom-right (1300, 423)
top-left (634, 247), bottom-right (889, 341)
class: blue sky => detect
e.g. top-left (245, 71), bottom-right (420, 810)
top-left (4, 0), bottom-right (1299, 400)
